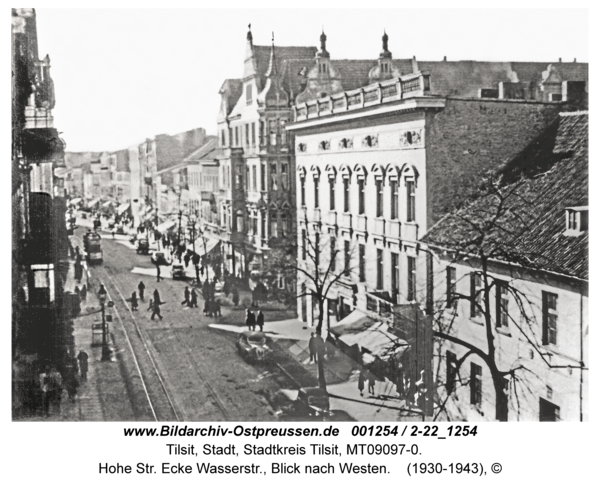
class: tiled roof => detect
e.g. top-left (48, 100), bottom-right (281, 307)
top-left (422, 112), bottom-right (588, 280)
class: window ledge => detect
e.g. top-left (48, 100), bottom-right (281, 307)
top-left (495, 327), bottom-right (512, 337)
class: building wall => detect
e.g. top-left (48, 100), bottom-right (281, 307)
top-left (429, 253), bottom-right (588, 422)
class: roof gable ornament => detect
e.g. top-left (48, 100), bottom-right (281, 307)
top-left (380, 29), bottom-right (392, 59)
top-left (317, 29), bottom-right (330, 59)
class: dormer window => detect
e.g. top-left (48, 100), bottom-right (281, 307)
top-left (382, 62), bottom-right (389, 74)
top-left (565, 206), bottom-right (588, 235)
top-left (246, 85), bottom-right (252, 105)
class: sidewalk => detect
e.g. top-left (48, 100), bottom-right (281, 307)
top-left (52, 253), bottom-right (136, 421)
top-left (210, 318), bottom-right (410, 421)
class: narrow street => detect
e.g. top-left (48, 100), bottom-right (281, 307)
top-left (77, 226), bottom-right (292, 421)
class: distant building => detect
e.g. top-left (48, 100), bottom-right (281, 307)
top-left (421, 112), bottom-right (588, 421)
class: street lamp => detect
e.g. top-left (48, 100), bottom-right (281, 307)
top-left (99, 294), bottom-right (114, 361)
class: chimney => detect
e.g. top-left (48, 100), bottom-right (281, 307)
top-left (559, 57), bottom-right (562, 63)
top-left (443, 56), bottom-right (447, 61)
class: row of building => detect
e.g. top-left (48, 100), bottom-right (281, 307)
top-left (58, 26), bottom-right (588, 421)
top-left (12, 8), bottom-right (72, 410)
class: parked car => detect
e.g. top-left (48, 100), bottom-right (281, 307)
top-left (171, 263), bottom-right (186, 280)
top-left (150, 251), bottom-right (171, 266)
top-left (294, 387), bottom-right (331, 419)
top-left (236, 331), bottom-right (271, 363)
top-left (136, 238), bottom-right (150, 254)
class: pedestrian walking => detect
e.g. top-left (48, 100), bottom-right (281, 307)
top-left (98, 284), bottom-right (107, 300)
top-left (256, 310), bottom-right (264, 332)
top-left (203, 299), bottom-right (209, 316)
top-left (80, 284), bottom-right (87, 301)
top-left (153, 289), bottom-right (161, 305)
top-left (64, 369), bottom-right (79, 403)
top-left (214, 300), bottom-right (222, 316)
top-left (190, 288), bottom-right (198, 308)
top-left (358, 369), bottom-right (366, 397)
top-left (150, 299), bottom-right (163, 320)
top-left (195, 265), bottom-right (200, 284)
top-left (368, 371), bottom-right (376, 396)
top-left (181, 287), bottom-right (190, 306)
top-left (232, 287), bottom-right (240, 307)
top-left (47, 366), bottom-right (63, 415)
top-left (131, 291), bottom-right (138, 311)
top-left (76, 350), bottom-right (89, 380)
top-left (184, 252), bottom-right (191, 268)
top-left (138, 281), bottom-right (145, 301)
top-left (156, 263), bottom-right (162, 282)
top-left (246, 309), bottom-right (256, 331)
top-left (308, 333), bottom-right (318, 363)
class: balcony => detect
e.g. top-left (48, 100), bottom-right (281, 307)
top-left (387, 220), bottom-right (401, 239)
top-left (403, 222), bottom-right (418, 242)
top-left (312, 208), bottom-right (321, 222)
top-left (340, 213), bottom-right (352, 229)
top-left (373, 218), bottom-right (385, 236)
top-left (355, 214), bottom-right (368, 233)
top-left (327, 211), bottom-right (337, 227)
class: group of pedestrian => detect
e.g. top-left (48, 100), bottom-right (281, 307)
top-left (180, 286), bottom-right (199, 308)
top-left (357, 368), bottom-right (377, 397)
top-left (245, 309), bottom-right (264, 332)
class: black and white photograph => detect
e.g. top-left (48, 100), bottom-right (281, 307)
top-left (11, 5), bottom-right (589, 429)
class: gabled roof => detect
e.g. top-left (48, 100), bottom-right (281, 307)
top-left (422, 112), bottom-right (588, 280)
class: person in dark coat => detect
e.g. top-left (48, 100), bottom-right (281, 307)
top-left (256, 310), bottom-right (264, 332)
top-left (184, 252), bottom-right (191, 268)
top-left (156, 263), bottom-right (162, 282)
top-left (138, 281), bottom-right (145, 301)
top-left (153, 289), bottom-right (161, 305)
top-left (64, 369), bottom-right (79, 402)
top-left (245, 309), bottom-right (256, 331)
top-left (190, 289), bottom-right (198, 308)
top-left (150, 300), bottom-right (163, 320)
top-left (77, 350), bottom-right (89, 380)
top-left (308, 333), bottom-right (318, 363)
top-left (358, 369), bottom-right (366, 396)
top-left (131, 291), bottom-right (138, 311)
top-left (74, 286), bottom-right (80, 298)
top-left (181, 287), bottom-right (190, 306)
top-left (195, 265), bottom-right (200, 284)
top-left (98, 284), bottom-right (107, 300)
top-left (80, 284), bottom-right (87, 301)
top-left (368, 371), bottom-right (376, 396)
top-left (214, 300), bottom-right (222, 317)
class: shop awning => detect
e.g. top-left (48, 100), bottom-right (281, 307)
top-left (194, 236), bottom-right (220, 256)
top-left (156, 220), bottom-right (176, 233)
top-left (117, 203), bottom-right (130, 215)
top-left (102, 200), bottom-right (113, 208)
top-left (330, 310), bottom-right (408, 362)
top-left (69, 198), bottom-right (82, 205)
top-left (86, 198), bottom-right (100, 207)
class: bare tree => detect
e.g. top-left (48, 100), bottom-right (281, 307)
top-left (425, 172), bottom-right (581, 421)
top-left (263, 215), bottom-right (357, 389)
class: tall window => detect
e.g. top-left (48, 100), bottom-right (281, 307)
top-left (270, 212), bottom-right (278, 238)
top-left (251, 123), bottom-right (256, 148)
top-left (245, 124), bottom-right (250, 147)
top-left (269, 119), bottom-right (277, 145)
top-left (300, 178), bottom-right (306, 206)
top-left (280, 120), bottom-right (287, 145)
top-left (542, 291), bottom-right (558, 345)
top-left (470, 272), bottom-right (483, 317)
top-left (376, 249), bottom-right (383, 289)
top-left (446, 351), bottom-right (457, 393)
top-left (329, 179), bottom-right (335, 210)
top-left (358, 179), bottom-right (365, 214)
top-left (220, 130), bottom-right (226, 147)
top-left (446, 266), bottom-right (456, 308)
top-left (260, 210), bottom-right (266, 240)
top-left (329, 237), bottom-right (336, 271)
top-left (228, 128), bottom-right (233, 147)
top-left (495, 280), bottom-right (509, 328)
top-left (359, 244), bottom-right (366, 282)
top-left (270, 163), bottom-right (278, 190)
top-left (407, 256), bottom-right (416, 301)
top-left (246, 166), bottom-right (250, 191)
top-left (281, 213), bottom-right (288, 237)
top-left (235, 126), bottom-right (239, 147)
top-left (391, 252), bottom-right (400, 299)
top-left (470, 363), bottom-right (482, 405)
top-left (259, 121), bottom-right (265, 146)
top-left (281, 163), bottom-right (288, 190)
top-left (406, 179), bottom-right (416, 222)
top-left (314, 178), bottom-right (320, 208)
top-left (344, 240), bottom-right (351, 276)
top-left (343, 178), bottom-right (350, 212)
top-left (375, 180), bottom-right (383, 217)
top-left (252, 166), bottom-right (257, 191)
top-left (261, 163), bottom-right (266, 191)
top-left (390, 180), bottom-right (398, 219)
top-left (301, 229), bottom-right (307, 260)
top-left (246, 84), bottom-right (252, 104)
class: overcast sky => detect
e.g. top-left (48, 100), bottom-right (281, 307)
top-left (34, 8), bottom-right (588, 152)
